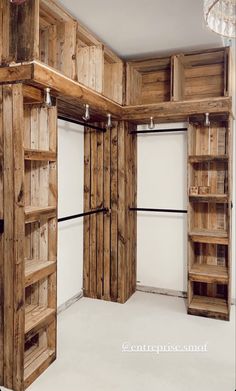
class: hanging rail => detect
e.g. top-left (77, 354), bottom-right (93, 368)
top-left (58, 208), bottom-right (109, 223)
top-left (129, 207), bottom-right (187, 214)
top-left (129, 128), bottom-right (188, 135)
top-left (58, 115), bottom-right (106, 132)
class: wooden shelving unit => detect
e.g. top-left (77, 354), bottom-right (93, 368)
top-left (23, 102), bottom-right (58, 387)
top-left (0, 0), bottom-right (233, 390)
top-left (187, 117), bottom-right (232, 321)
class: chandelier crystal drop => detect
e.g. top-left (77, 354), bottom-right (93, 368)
top-left (204, 0), bottom-right (236, 38)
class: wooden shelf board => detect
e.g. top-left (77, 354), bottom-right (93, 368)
top-left (0, 62), bottom-right (122, 121)
top-left (24, 149), bottom-right (56, 162)
top-left (24, 347), bottom-right (55, 389)
top-left (189, 230), bottom-right (228, 245)
top-left (188, 295), bottom-right (228, 318)
top-left (25, 305), bottom-right (55, 337)
top-left (123, 96), bottom-right (232, 123)
top-left (189, 194), bottom-right (228, 203)
top-left (25, 206), bottom-right (56, 224)
top-left (25, 260), bottom-right (56, 287)
top-left (188, 155), bottom-right (228, 163)
top-left (189, 264), bottom-right (228, 284)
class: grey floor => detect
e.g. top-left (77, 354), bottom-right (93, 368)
top-left (9, 292), bottom-right (236, 391)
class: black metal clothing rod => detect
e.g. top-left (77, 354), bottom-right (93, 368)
top-left (58, 116), bottom-right (106, 132)
top-left (129, 207), bottom-right (187, 214)
top-left (129, 128), bottom-right (188, 135)
top-left (58, 208), bottom-right (108, 223)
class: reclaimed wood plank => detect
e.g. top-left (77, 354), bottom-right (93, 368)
top-left (83, 127), bottom-right (91, 297)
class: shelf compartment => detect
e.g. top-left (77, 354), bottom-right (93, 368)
top-left (189, 202), bottom-right (228, 238)
top-left (76, 24), bottom-right (124, 103)
top-left (25, 260), bottom-right (56, 287)
top-left (39, 0), bottom-right (77, 79)
top-left (25, 305), bottom-right (55, 339)
top-left (25, 206), bottom-right (56, 224)
top-left (188, 159), bottom-right (228, 197)
top-left (188, 281), bottom-right (229, 320)
top-left (188, 295), bottom-right (228, 319)
top-left (126, 56), bottom-right (171, 105)
top-left (182, 49), bottom-right (228, 100)
top-left (188, 121), bottom-right (228, 156)
top-left (24, 326), bottom-right (55, 389)
top-left (189, 194), bottom-right (228, 203)
top-left (24, 149), bottom-right (57, 162)
top-left (189, 264), bottom-right (228, 284)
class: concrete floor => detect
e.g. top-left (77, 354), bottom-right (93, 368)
top-left (17, 292), bottom-right (236, 391)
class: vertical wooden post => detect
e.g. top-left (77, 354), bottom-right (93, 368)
top-left (2, 84), bottom-right (25, 390)
top-left (83, 121), bottom-right (137, 303)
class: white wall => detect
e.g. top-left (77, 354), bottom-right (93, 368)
top-left (58, 120), bottom-right (84, 307)
top-left (137, 123), bottom-right (188, 292)
top-left (137, 120), bottom-right (236, 299)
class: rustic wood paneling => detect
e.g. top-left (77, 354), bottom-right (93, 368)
top-left (83, 121), bottom-right (137, 303)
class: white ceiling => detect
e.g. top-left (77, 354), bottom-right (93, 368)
top-left (60, 0), bottom-right (224, 58)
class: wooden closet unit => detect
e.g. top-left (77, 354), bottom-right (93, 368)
top-left (0, 0), bottom-right (234, 389)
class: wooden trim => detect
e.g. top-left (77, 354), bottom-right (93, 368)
top-left (123, 97), bottom-right (232, 122)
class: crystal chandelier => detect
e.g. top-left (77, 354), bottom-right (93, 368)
top-left (204, 0), bottom-right (236, 38)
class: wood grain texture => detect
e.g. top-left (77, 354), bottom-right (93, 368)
top-left (83, 121), bottom-right (137, 303)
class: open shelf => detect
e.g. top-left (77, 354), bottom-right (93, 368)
top-left (39, 0), bottom-right (76, 79)
top-left (188, 155), bottom-right (228, 163)
top-left (25, 260), bottom-right (56, 288)
top-left (189, 194), bottom-right (228, 203)
top-left (24, 149), bottom-right (57, 162)
top-left (188, 281), bottom-right (229, 320)
top-left (126, 56), bottom-right (171, 105)
top-left (189, 264), bottom-right (228, 284)
top-left (76, 23), bottom-right (124, 103)
top-left (189, 229), bottom-right (228, 245)
top-left (25, 305), bottom-right (55, 337)
top-left (24, 346), bottom-right (55, 388)
top-left (24, 326), bottom-right (55, 388)
top-left (180, 48), bottom-right (229, 100)
top-left (25, 206), bottom-right (56, 224)
top-left (188, 295), bottom-right (228, 318)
